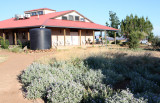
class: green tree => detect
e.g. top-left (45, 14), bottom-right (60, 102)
top-left (128, 31), bottom-right (144, 49)
top-left (151, 36), bottom-right (160, 49)
top-left (109, 11), bottom-right (120, 29)
top-left (106, 11), bottom-right (120, 37)
top-left (148, 32), bottom-right (154, 42)
top-left (120, 15), bottom-right (153, 38)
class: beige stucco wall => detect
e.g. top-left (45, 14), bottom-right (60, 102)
top-left (49, 28), bottom-right (94, 47)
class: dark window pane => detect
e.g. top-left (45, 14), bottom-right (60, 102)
top-left (32, 12), bottom-right (37, 16)
top-left (69, 15), bottom-right (74, 21)
top-left (75, 16), bottom-right (80, 21)
top-left (70, 29), bottom-right (78, 32)
top-left (38, 11), bottom-right (43, 15)
top-left (22, 32), bottom-right (26, 39)
top-left (5, 33), bottom-right (9, 39)
top-left (62, 16), bottom-right (67, 20)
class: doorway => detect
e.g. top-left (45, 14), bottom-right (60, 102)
top-left (70, 32), bottom-right (79, 45)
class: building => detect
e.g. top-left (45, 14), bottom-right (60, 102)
top-left (0, 8), bottom-right (118, 47)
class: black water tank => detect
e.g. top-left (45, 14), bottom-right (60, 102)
top-left (30, 28), bottom-right (51, 50)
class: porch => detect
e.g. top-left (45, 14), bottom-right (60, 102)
top-left (0, 27), bottom-right (116, 48)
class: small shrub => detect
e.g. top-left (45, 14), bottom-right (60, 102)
top-left (128, 76), bottom-right (160, 94)
top-left (0, 38), bottom-right (9, 49)
top-left (22, 41), bottom-right (30, 49)
top-left (47, 81), bottom-right (84, 103)
top-left (75, 69), bottom-right (104, 88)
top-left (17, 39), bottom-right (22, 48)
top-left (82, 84), bottom-right (114, 103)
top-left (20, 63), bottom-right (52, 87)
top-left (26, 76), bottom-right (54, 99)
top-left (10, 47), bottom-right (22, 53)
top-left (103, 69), bottom-right (125, 85)
top-left (151, 36), bottom-right (160, 49)
top-left (136, 92), bottom-right (160, 103)
top-left (105, 89), bottom-right (147, 103)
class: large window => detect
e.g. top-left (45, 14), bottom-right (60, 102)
top-left (75, 16), bottom-right (80, 21)
top-left (32, 12), bottom-right (37, 16)
top-left (5, 33), bottom-right (9, 39)
top-left (69, 15), bottom-right (74, 21)
top-left (38, 11), bottom-right (43, 15)
top-left (62, 16), bottom-right (67, 20)
top-left (22, 32), bottom-right (26, 39)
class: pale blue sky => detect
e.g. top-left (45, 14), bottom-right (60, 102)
top-left (0, 0), bottom-right (159, 35)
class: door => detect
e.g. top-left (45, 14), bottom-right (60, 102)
top-left (70, 32), bottom-right (78, 45)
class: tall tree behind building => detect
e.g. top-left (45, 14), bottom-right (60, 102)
top-left (106, 11), bottom-right (120, 37)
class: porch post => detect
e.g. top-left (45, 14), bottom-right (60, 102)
top-left (100, 31), bottom-right (102, 44)
top-left (27, 31), bottom-right (30, 41)
top-left (64, 29), bottom-right (66, 46)
top-left (2, 30), bottom-right (5, 41)
top-left (104, 30), bottom-right (107, 46)
top-left (114, 31), bottom-right (116, 45)
top-left (14, 32), bottom-right (17, 45)
top-left (57, 33), bottom-right (58, 46)
top-left (85, 30), bottom-right (87, 45)
top-left (79, 30), bottom-right (82, 45)
top-left (93, 30), bottom-right (95, 44)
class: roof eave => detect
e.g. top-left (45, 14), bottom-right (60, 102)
top-left (0, 25), bottom-right (119, 31)
top-left (45, 25), bottom-right (119, 31)
top-left (0, 25), bottom-right (42, 30)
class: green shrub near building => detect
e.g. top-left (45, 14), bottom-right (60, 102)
top-left (0, 36), bottom-right (9, 49)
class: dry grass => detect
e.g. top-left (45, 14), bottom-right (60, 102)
top-left (0, 55), bottom-right (7, 63)
top-left (37, 47), bottom-right (160, 64)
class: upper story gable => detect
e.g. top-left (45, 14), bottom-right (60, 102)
top-left (24, 8), bottom-right (56, 16)
top-left (11, 8), bottom-right (94, 24)
top-left (53, 11), bottom-right (93, 23)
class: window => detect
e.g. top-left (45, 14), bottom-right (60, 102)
top-left (16, 32), bottom-right (19, 39)
top-left (86, 30), bottom-right (88, 34)
top-left (5, 33), bottom-right (9, 39)
top-left (25, 13), bottom-right (31, 15)
top-left (32, 12), bottom-right (37, 16)
top-left (75, 16), bottom-right (80, 21)
top-left (22, 32), bottom-right (26, 39)
top-left (70, 29), bottom-right (78, 32)
top-left (69, 15), bottom-right (74, 21)
top-left (62, 16), bottom-right (67, 20)
top-left (60, 29), bottom-right (62, 33)
top-left (38, 11), bottom-right (43, 15)
top-left (81, 18), bottom-right (85, 22)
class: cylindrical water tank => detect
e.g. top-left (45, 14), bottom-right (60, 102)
top-left (29, 28), bottom-right (51, 50)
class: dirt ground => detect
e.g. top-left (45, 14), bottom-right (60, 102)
top-left (0, 47), bottom-right (160, 103)
top-left (0, 50), bottom-right (53, 103)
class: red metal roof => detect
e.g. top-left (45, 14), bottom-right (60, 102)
top-left (25, 8), bottom-right (56, 12)
top-left (44, 19), bottom-right (118, 31)
top-left (0, 10), bottom-right (118, 31)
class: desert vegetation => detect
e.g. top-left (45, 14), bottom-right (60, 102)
top-left (0, 55), bottom-right (7, 63)
top-left (19, 48), bottom-right (160, 103)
